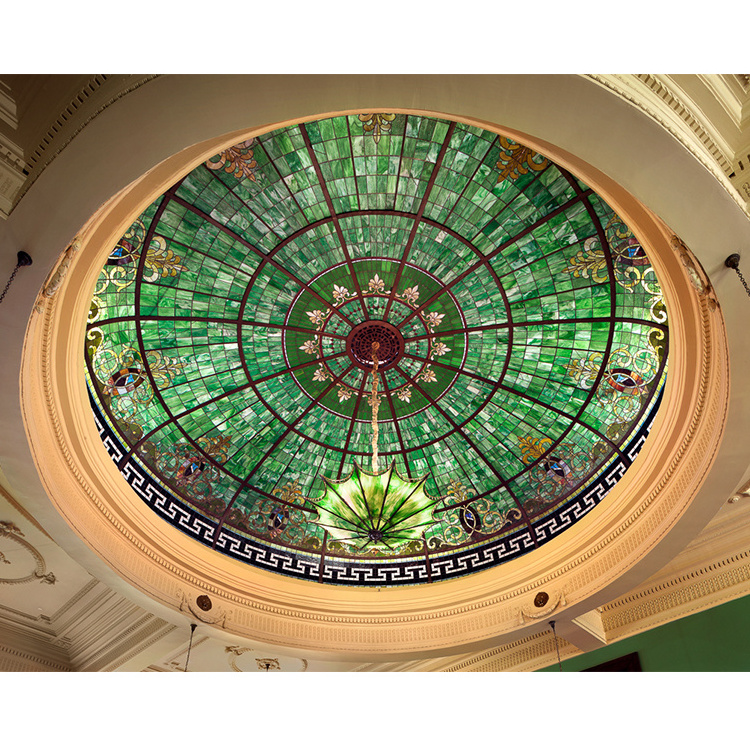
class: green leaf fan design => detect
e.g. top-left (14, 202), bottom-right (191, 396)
top-left (311, 462), bottom-right (441, 553)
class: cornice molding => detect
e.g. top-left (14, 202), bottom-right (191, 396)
top-left (0, 576), bottom-right (176, 671)
top-left (0, 622), bottom-right (71, 671)
top-left (2, 75), bottom-right (160, 219)
top-left (48, 577), bottom-right (99, 623)
top-left (444, 629), bottom-right (576, 672)
top-left (83, 616), bottom-right (177, 672)
top-left (0, 643), bottom-right (71, 671)
top-left (587, 74), bottom-right (750, 217)
top-left (697, 75), bottom-right (749, 128)
top-left (0, 80), bottom-right (18, 128)
top-left (439, 509), bottom-right (750, 671)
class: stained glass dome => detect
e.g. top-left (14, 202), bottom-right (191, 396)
top-left (85, 113), bottom-right (668, 586)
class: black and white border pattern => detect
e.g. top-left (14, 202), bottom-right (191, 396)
top-left (91, 388), bottom-right (661, 587)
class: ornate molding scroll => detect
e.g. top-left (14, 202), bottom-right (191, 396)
top-left (671, 235), bottom-right (719, 311)
top-left (728, 480), bottom-right (750, 504)
top-left (518, 590), bottom-right (566, 623)
top-left (0, 521), bottom-right (56, 585)
top-left (34, 237), bottom-right (82, 313)
top-left (225, 646), bottom-right (308, 672)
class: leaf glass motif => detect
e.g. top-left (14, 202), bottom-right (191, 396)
top-left (197, 435), bottom-right (231, 463)
top-left (146, 350), bottom-right (184, 388)
top-left (566, 353), bottom-right (602, 387)
top-left (142, 235), bottom-right (187, 282)
top-left (273, 480), bottom-right (303, 504)
top-left (300, 340), bottom-right (318, 355)
top-left (368, 274), bottom-right (386, 293)
top-left (306, 310), bottom-right (326, 329)
top-left (565, 238), bottom-right (608, 284)
top-left (358, 114), bottom-right (397, 144)
top-left (519, 436), bottom-right (553, 464)
top-left (496, 136), bottom-right (549, 182)
top-left (312, 462), bottom-right (439, 552)
top-left (205, 138), bottom-right (258, 181)
top-left (446, 480), bottom-right (473, 503)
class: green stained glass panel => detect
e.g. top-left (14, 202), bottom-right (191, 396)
top-left (85, 113), bottom-right (668, 585)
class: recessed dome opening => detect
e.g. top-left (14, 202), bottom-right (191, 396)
top-left (84, 113), bottom-right (669, 587)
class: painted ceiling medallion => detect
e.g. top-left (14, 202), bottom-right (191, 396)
top-left (85, 113), bottom-right (668, 587)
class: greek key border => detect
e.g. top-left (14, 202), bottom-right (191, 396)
top-left (90, 388), bottom-right (660, 587)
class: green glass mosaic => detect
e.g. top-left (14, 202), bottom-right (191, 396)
top-left (85, 113), bottom-right (668, 570)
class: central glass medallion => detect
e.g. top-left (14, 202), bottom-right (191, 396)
top-left (347, 321), bottom-right (404, 370)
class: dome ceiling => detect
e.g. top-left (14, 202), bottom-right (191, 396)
top-left (85, 113), bottom-right (668, 586)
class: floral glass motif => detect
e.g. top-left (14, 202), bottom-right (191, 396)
top-left (431, 342), bottom-right (450, 358)
top-left (496, 136), bottom-right (550, 182)
top-left (368, 274), bottom-right (386, 293)
top-left (399, 286), bottom-right (419, 305)
top-left (300, 340), bottom-right (318, 355)
top-left (333, 285), bottom-right (351, 304)
top-left (358, 113), bottom-right (397, 144)
top-left (85, 113), bottom-right (668, 585)
top-left (205, 138), bottom-right (258, 181)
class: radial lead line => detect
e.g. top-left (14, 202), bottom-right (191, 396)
top-left (370, 341), bottom-right (381, 473)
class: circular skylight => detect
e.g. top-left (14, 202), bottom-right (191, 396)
top-left (85, 113), bottom-right (668, 586)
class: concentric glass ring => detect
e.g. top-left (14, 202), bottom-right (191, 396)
top-left (85, 113), bottom-right (669, 586)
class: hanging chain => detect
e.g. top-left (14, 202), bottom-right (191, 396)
top-left (725, 254), bottom-right (750, 298)
top-left (0, 263), bottom-right (22, 304)
top-left (0, 252), bottom-right (33, 305)
top-left (549, 620), bottom-right (562, 671)
top-left (184, 623), bottom-right (197, 672)
top-left (370, 342), bottom-right (381, 473)
top-left (731, 266), bottom-right (750, 297)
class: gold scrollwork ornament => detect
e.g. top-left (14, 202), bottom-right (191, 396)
top-left (0, 521), bottom-right (56, 585)
top-left (225, 646), bottom-right (308, 672)
top-left (671, 235), bottom-right (718, 311)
